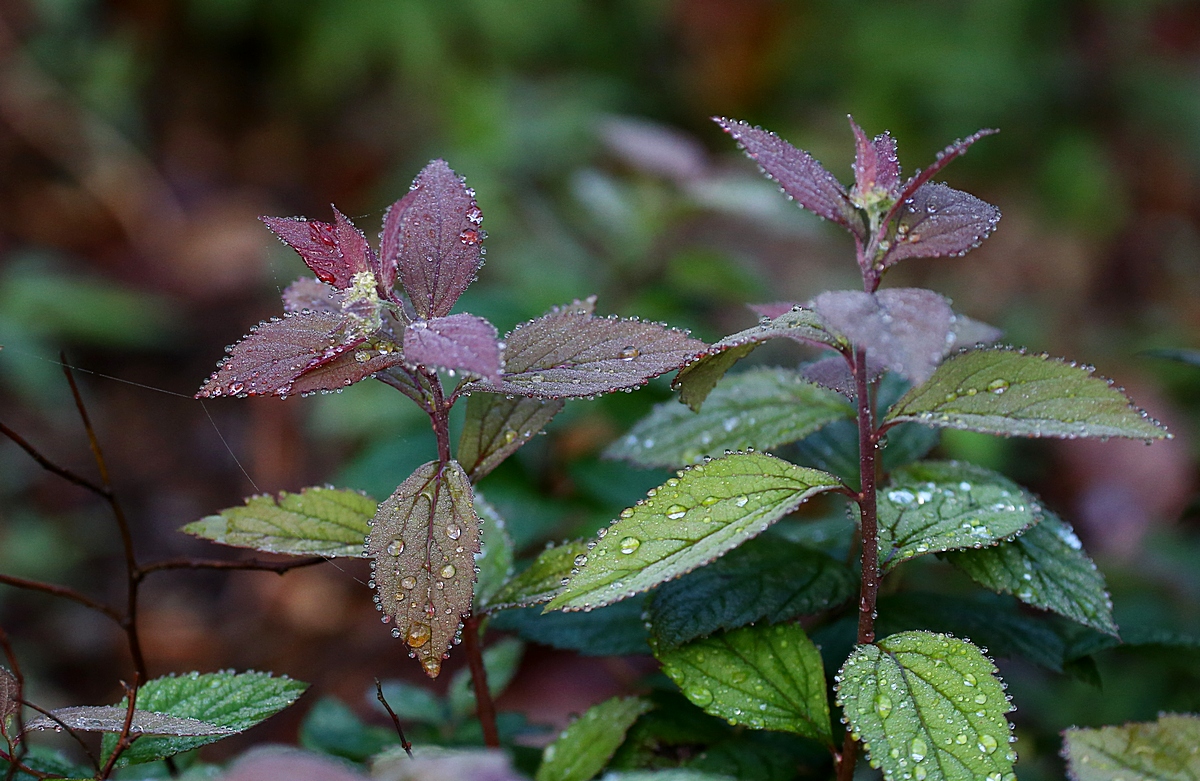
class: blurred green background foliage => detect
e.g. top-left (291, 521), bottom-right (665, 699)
top-left (2, 1), bottom-right (1200, 778)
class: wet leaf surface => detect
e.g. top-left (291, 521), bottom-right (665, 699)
top-left (483, 539), bottom-right (588, 611)
top-left (282, 277), bottom-right (342, 314)
top-left (261, 208), bottom-right (375, 289)
top-left (26, 706), bottom-right (235, 736)
top-left (547, 452), bottom-right (843, 612)
top-left (1, 667), bottom-right (17, 728)
top-left (490, 596), bottom-right (650, 656)
top-left (885, 348), bottom-right (1169, 440)
top-left (366, 460), bottom-right (480, 677)
top-left (182, 486), bottom-right (376, 557)
top-left (403, 313), bottom-right (501, 381)
top-left (945, 511), bottom-right (1118, 636)
top-left (837, 631), bottom-right (1015, 781)
top-left (876, 461), bottom-right (1040, 571)
top-left (535, 696), bottom-right (652, 781)
top-left (458, 393), bottom-right (564, 481)
top-left (472, 491), bottom-right (514, 610)
top-left (1063, 713), bottom-right (1200, 781)
top-left (851, 118), bottom-right (901, 198)
top-left (606, 367), bottom-right (853, 469)
top-left (883, 183), bottom-right (1000, 266)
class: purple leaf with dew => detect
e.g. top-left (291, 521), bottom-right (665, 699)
top-left (883, 183), bottom-right (1000, 266)
top-left (715, 118), bottom-right (860, 235)
top-left (887, 128), bottom-right (998, 222)
top-left (282, 277), bottom-right (342, 315)
top-left (484, 300), bottom-right (705, 399)
top-left (749, 301), bottom-right (802, 319)
top-left (801, 355), bottom-right (869, 400)
top-left (366, 460), bottom-right (479, 678)
top-left (288, 340), bottom-right (405, 396)
top-left (403, 313), bottom-right (502, 382)
top-left (850, 117), bottom-right (901, 198)
top-left (380, 160), bottom-right (484, 318)
top-left (197, 312), bottom-right (375, 398)
top-left (261, 208), bottom-right (375, 290)
top-left (811, 288), bottom-right (955, 386)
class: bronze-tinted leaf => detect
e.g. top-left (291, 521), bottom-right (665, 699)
top-left (287, 341), bottom-right (405, 395)
top-left (811, 288), bottom-right (955, 386)
top-left (883, 183), bottom-right (1000, 266)
top-left (1, 666), bottom-right (17, 727)
top-left (380, 160), bottom-right (484, 318)
top-left (458, 393), bottom-right (564, 481)
top-left (282, 277), bottom-right (341, 314)
top-left (674, 307), bottom-right (846, 411)
top-left (403, 313), bottom-right (501, 382)
top-left (850, 117), bottom-right (900, 198)
top-left (261, 208), bottom-right (375, 289)
top-left (366, 460), bottom-right (480, 678)
top-left (25, 706), bottom-right (235, 737)
top-left (485, 301), bottom-right (705, 399)
top-left (715, 118), bottom-right (859, 234)
top-left (197, 312), bottom-right (372, 398)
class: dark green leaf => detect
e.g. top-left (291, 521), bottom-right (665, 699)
top-left (484, 540), bottom-right (589, 612)
top-left (606, 368), bottom-right (852, 469)
top-left (876, 461), bottom-right (1040, 571)
top-left (547, 452), bottom-right (843, 612)
top-left (674, 309), bottom-right (845, 411)
top-left (473, 491), bottom-right (514, 610)
top-left (448, 637), bottom-right (524, 719)
top-left (0, 747), bottom-right (92, 781)
top-left (25, 706), bottom-right (235, 736)
top-left (1063, 713), bottom-right (1200, 781)
top-left (366, 460), bottom-right (479, 677)
top-left (102, 671), bottom-right (307, 766)
top-left (836, 631), bottom-right (1015, 781)
top-left (375, 680), bottom-right (447, 725)
top-left (299, 697), bottom-right (399, 762)
top-left (688, 731), bottom-right (832, 781)
top-left (458, 393), bottom-right (564, 480)
top-left (648, 537), bottom-right (855, 648)
top-left (945, 511), bottom-right (1118, 636)
top-left (655, 623), bottom-right (833, 746)
top-left (535, 696), bottom-right (653, 781)
top-left (490, 597), bottom-right (650, 656)
top-left (885, 348), bottom-right (1168, 440)
top-left (182, 486), bottom-right (375, 557)
top-left (1142, 347), bottom-right (1200, 368)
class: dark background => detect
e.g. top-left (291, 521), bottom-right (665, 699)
top-left (2, 1), bottom-right (1200, 778)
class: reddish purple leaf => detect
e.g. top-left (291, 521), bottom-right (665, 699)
top-left (403, 313), bottom-right (502, 382)
top-left (261, 208), bottom-right (374, 289)
top-left (850, 117), bottom-right (900, 198)
top-left (484, 301), bottom-right (705, 399)
top-left (883, 183), bottom-right (1001, 266)
top-left (802, 355), bottom-right (858, 399)
top-left (288, 342), bottom-right (405, 395)
top-left (282, 277), bottom-right (341, 314)
top-left (748, 301), bottom-right (802, 319)
top-left (715, 117), bottom-right (860, 235)
top-left (811, 288), bottom-right (955, 385)
top-left (380, 160), bottom-right (484, 318)
top-left (198, 311), bottom-right (388, 398)
top-left (888, 128), bottom-right (998, 218)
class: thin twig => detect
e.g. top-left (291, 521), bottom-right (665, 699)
top-left (0, 747), bottom-right (60, 780)
top-left (374, 679), bottom-right (413, 758)
top-left (0, 575), bottom-right (121, 622)
top-left (136, 556), bottom-right (326, 579)
top-left (97, 677), bottom-right (139, 780)
top-left (461, 615), bottom-right (500, 748)
top-left (0, 422), bottom-right (107, 497)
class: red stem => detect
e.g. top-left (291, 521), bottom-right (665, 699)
top-left (461, 615), bottom-right (499, 748)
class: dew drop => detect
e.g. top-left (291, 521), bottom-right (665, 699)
top-left (701, 496), bottom-right (719, 506)
top-left (876, 694), bottom-right (892, 718)
top-left (400, 576), bottom-right (417, 590)
top-left (955, 734), bottom-right (968, 745)
top-left (987, 378), bottom-right (1010, 395)
top-left (422, 658), bottom-right (442, 676)
top-left (619, 346), bottom-right (639, 361)
top-left (974, 693), bottom-right (988, 704)
top-left (734, 495), bottom-right (749, 507)
top-left (619, 537), bottom-right (641, 554)
top-left (440, 564), bottom-right (456, 578)
top-left (445, 525), bottom-right (462, 540)
top-left (502, 428), bottom-right (517, 444)
top-left (574, 554), bottom-right (588, 566)
top-left (978, 734), bottom-right (998, 754)
top-left (354, 350), bottom-right (372, 363)
top-left (910, 737), bottom-right (927, 762)
top-left (619, 508), bottom-right (634, 519)
top-left (690, 688), bottom-right (713, 707)
top-left (406, 624), bottom-right (432, 648)
top-left (963, 673), bottom-right (976, 687)
top-left (666, 504), bottom-right (687, 520)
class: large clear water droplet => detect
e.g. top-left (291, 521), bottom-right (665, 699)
top-left (619, 537), bottom-right (641, 554)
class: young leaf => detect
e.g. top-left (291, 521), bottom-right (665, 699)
top-left (490, 597), bottom-right (650, 656)
top-left (884, 348), bottom-right (1169, 440)
top-left (811, 288), bottom-right (955, 386)
top-left (851, 118), bottom-right (901, 200)
top-left (366, 460), bottom-right (480, 677)
top-left (647, 537), bottom-right (856, 648)
top-left (282, 277), bottom-right (341, 314)
top-left (457, 393), bottom-right (564, 481)
top-left (655, 623), bottom-right (832, 745)
top-left (547, 452), bottom-right (844, 612)
top-left (182, 486), bottom-right (376, 557)
top-left (535, 696), bottom-right (653, 781)
top-left (483, 540), bottom-right (589, 611)
top-left (714, 118), bottom-right (859, 234)
top-left (473, 491), bottom-right (514, 610)
top-left (886, 128), bottom-right (998, 223)
top-left (101, 671), bottom-right (307, 766)
top-left (607, 367), bottom-right (853, 469)
top-left (381, 159), bottom-right (483, 317)
top-left (25, 706), bottom-right (235, 737)
top-left (486, 301), bottom-right (705, 399)
top-left (261, 208), bottom-right (375, 290)
top-left (836, 631), bottom-right (1016, 781)
top-left (286, 332), bottom-right (406, 396)
top-left (448, 637), bottom-right (524, 719)
top-left (1063, 713), bottom-right (1200, 781)
top-left (674, 307), bottom-right (846, 411)
top-left (876, 461), bottom-right (1040, 571)
top-left (944, 511), bottom-right (1118, 636)
top-left (883, 183), bottom-right (1000, 266)
top-left (403, 313), bottom-right (502, 381)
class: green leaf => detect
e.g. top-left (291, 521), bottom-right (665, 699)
top-left (603, 772), bottom-right (737, 781)
top-left (299, 697), bottom-right (399, 762)
top-left (458, 392), bottom-right (564, 480)
top-left (448, 637), bottom-right (524, 719)
top-left (884, 348), bottom-right (1168, 440)
top-left (536, 696), bottom-right (653, 781)
top-left (606, 368), bottom-right (853, 469)
top-left (366, 460), bottom-right (480, 677)
top-left (836, 631), bottom-right (1016, 781)
top-left (876, 461), bottom-right (1040, 571)
top-left (485, 540), bottom-right (590, 611)
top-left (546, 452), bottom-right (843, 612)
top-left (102, 671), bottom-right (307, 766)
top-left (944, 510), bottom-right (1118, 636)
top-left (376, 679), bottom-right (448, 725)
top-left (182, 487), bottom-right (376, 557)
top-left (1063, 713), bottom-right (1200, 781)
top-left (655, 623), bottom-right (833, 746)
top-left (490, 597), bottom-right (651, 656)
top-left (647, 537), bottom-right (855, 648)
top-left (674, 308), bottom-right (845, 411)
top-left (474, 491), bottom-right (515, 610)
top-left (0, 746), bottom-right (92, 781)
